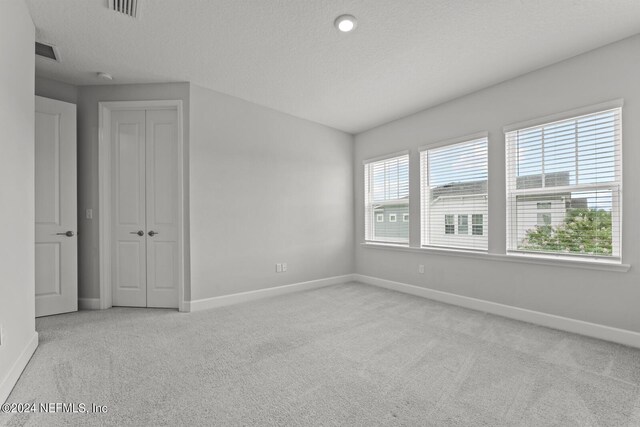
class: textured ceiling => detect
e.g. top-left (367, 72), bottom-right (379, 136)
top-left (26, 0), bottom-right (640, 133)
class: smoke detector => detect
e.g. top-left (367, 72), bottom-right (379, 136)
top-left (108, 0), bottom-right (141, 18)
top-left (97, 72), bottom-right (113, 81)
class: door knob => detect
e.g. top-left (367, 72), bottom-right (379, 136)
top-left (129, 230), bottom-right (144, 236)
top-left (148, 230), bottom-right (159, 237)
top-left (56, 231), bottom-right (74, 237)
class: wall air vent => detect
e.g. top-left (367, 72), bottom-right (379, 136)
top-left (35, 42), bottom-right (60, 62)
top-left (108, 0), bottom-right (140, 18)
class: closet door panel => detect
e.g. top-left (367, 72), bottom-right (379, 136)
top-left (145, 109), bottom-right (179, 308)
top-left (111, 109), bottom-right (147, 307)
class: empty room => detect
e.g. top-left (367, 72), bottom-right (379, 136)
top-left (2, 0), bottom-right (640, 425)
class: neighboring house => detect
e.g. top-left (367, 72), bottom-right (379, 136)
top-left (513, 171), bottom-right (587, 245)
top-left (428, 172), bottom-right (587, 249)
top-left (428, 180), bottom-right (488, 249)
top-left (372, 197), bottom-right (409, 242)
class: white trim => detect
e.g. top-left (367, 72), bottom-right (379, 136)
top-left (419, 131), bottom-right (489, 151)
top-left (503, 99), bottom-right (624, 133)
top-left (98, 100), bottom-right (187, 312)
top-left (0, 332), bottom-right (38, 403)
top-left (187, 275), bottom-right (355, 312)
top-left (506, 250), bottom-right (621, 264)
top-left (360, 242), bottom-right (630, 272)
top-left (354, 274), bottom-right (640, 349)
top-left (78, 298), bottom-right (101, 310)
top-left (362, 150), bottom-right (409, 165)
top-left (422, 244), bottom-right (486, 253)
top-left (364, 238), bottom-right (410, 245)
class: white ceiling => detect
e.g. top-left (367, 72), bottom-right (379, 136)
top-left (26, 0), bottom-right (640, 134)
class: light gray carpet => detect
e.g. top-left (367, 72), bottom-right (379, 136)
top-left (2, 282), bottom-right (640, 426)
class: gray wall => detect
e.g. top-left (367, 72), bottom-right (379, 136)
top-left (76, 83), bottom-right (190, 299)
top-left (35, 76), bottom-right (78, 104)
top-left (0, 0), bottom-right (36, 401)
top-left (189, 84), bottom-right (354, 300)
top-left (354, 34), bottom-right (640, 333)
top-left (76, 81), bottom-right (354, 303)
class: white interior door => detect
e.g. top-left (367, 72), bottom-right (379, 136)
top-left (35, 96), bottom-right (77, 317)
top-left (111, 109), bottom-right (147, 307)
top-left (145, 109), bottom-right (179, 308)
top-left (111, 108), bottom-right (179, 308)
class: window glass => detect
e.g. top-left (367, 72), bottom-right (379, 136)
top-left (364, 154), bottom-right (410, 244)
top-left (506, 108), bottom-right (621, 259)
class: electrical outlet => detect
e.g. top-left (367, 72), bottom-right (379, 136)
top-left (86, 208), bottom-right (93, 220)
top-left (282, 263), bottom-right (287, 272)
top-left (418, 264), bottom-right (425, 274)
top-left (276, 263), bottom-right (282, 273)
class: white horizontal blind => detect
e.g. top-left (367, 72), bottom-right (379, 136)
top-left (421, 138), bottom-right (488, 250)
top-left (506, 108), bottom-right (622, 259)
top-left (364, 154), bottom-right (409, 244)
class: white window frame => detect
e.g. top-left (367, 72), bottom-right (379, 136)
top-left (363, 151), bottom-right (410, 245)
top-left (389, 213), bottom-right (397, 222)
top-left (444, 214), bottom-right (455, 235)
top-left (457, 214), bottom-right (469, 235)
top-left (376, 213), bottom-right (384, 222)
top-left (472, 214), bottom-right (484, 236)
top-left (504, 100), bottom-right (623, 262)
top-left (420, 132), bottom-right (489, 251)
top-left (403, 213), bottom-right (409, 222)
top-left (537, 212), bottom-right (552, 226)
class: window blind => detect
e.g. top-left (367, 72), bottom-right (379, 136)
top-left (421, 137), bottom-right (488, 250)
top-left (505, 108), bottom-right (622, 259)
top-left (364, 154), bottom-right (409, 244)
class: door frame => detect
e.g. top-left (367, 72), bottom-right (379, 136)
top-left (98, 100), bottom-right (187, 312)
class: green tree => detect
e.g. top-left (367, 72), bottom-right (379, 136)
top-left (521, 208), bottom-right (612, 255)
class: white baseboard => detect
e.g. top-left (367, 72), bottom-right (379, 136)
top-left (354, 274), bottom-right (640, 349)
top-left (78, 298), bottom-right (101, 310)
top-left (0, 332), bottom-right (38, 403)
top-left (187, 274), bottom-right (355, 312)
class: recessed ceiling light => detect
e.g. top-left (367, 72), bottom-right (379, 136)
top-left (334, 14), bottom-right (357, 32)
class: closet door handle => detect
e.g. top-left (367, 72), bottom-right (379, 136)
top-left (148, 230), bottom-right (159, 237)
top-left (130, 230), bottom-right (144, 237)
top-left (56, 231), bottom-right (75, 237)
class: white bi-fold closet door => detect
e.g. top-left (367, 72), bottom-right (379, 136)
top-left (111, 109), bottom-right (179, 308)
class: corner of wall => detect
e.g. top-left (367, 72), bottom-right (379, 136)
top-left (0, 0), bottom-right (38, 404)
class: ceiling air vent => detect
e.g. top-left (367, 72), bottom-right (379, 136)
top-left (108, 0), bottom-right (140, 18)
top-left (35, 42), bottom-right (60, 62)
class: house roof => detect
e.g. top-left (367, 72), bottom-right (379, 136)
top-left (429, 171), bottom-right (571, 200)
top-left (516, 171), bottom-right (570, 189)
top-left (431, 180), bottom-right (488, 199)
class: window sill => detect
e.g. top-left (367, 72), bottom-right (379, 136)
top-left (363, 241), bottom-right (409, 248)
top-left (360, 243), bottom-right (631, 273)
